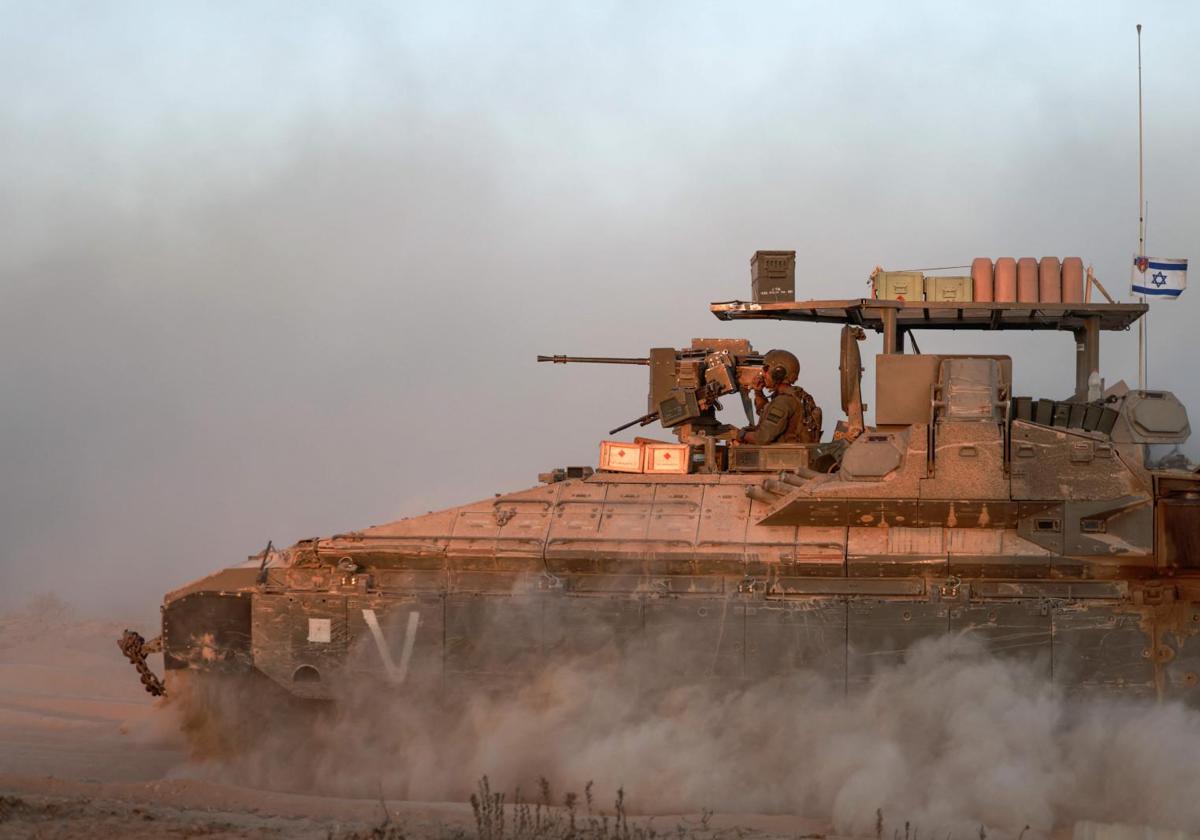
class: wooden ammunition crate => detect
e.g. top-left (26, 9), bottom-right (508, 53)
top-left (643, 443), bottom-right (690, 474)
top-left (872, 271), bottom-right (924, 301)
top-left (751, 250), bottom-right (796, 303)
top-left (599, 440), bottom-right (644, 473)
top-left (924, 275), bottom-right (973, 302)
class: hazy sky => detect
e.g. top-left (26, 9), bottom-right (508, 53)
top-left (1, 1), bottom-right (1197, 611)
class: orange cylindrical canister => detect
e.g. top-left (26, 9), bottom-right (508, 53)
top-left (994, 257), bottom-right (1017, 302)
top-left (971, 258), bottom-right (994, 302)
top-left (1017, 257), bottom-right (1039, 302)
top-left (1039, 257), bottom-right (1062, 303)
top-left (1062, 257), bottom-right (1084, 302)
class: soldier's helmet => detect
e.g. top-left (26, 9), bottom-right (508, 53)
top-left (763, 349), bottom-right (800, 384)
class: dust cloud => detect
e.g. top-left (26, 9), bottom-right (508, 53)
top-left (3, 594), bottom-right (1199, 836)
top-left (4, 4), bottom-right (1200, 616)
top-left (176, 631), bottom-right (1200, 839)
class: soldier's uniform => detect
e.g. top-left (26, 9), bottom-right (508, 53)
top-left (752, 383), bottom-right (822, 444)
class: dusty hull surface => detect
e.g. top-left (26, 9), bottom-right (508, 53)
top-left (159, 473), bottom-right (1200, 707)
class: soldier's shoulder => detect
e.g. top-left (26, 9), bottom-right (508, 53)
top-left (789, 385), bottom-right (817, 404)
top-left (772, 389), bottom-right (803, 411)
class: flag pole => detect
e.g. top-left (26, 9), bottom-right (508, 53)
top-left (1137, 204), bottom-right (1147, 386)
top-left (1136, 23), bottom-right (1147, 390)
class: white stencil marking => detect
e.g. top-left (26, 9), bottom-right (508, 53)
top-left (307, 617), bottom-right (332, 643)
top-left (362, 608), bottom-right (420, 685)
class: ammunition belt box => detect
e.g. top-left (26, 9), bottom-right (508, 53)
top-left (1010, 397), bottom-right (1119, 436)
top-left (872, 271), bottom-right (923, 301)
top-left (751, 250), bottom-right (796, 303)
top-left (924, 275), bottom-right (974, 302)
top-left (727, 443), bottom-right (812, 472)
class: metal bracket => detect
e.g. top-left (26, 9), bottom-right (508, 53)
top-left (737, 576), bottom-right (764, 595)
top-left (1135, 585), bottom-right (1175, 606)
top-left (938, 575), bottom-right (965, 600)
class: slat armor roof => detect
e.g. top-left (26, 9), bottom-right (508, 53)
top-left (710, 299), bottom-right (1147, 332)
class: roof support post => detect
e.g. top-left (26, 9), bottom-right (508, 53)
top-left (1074, 315), bottom-right (1101, 400)
top-left (880, 308), bottom-right (903, 355)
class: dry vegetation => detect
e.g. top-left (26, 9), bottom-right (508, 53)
top-left (335, 777), bottom-right (765, 840)
top-left (469, 776), bottom-right (716, 840)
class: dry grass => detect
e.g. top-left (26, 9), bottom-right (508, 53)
top-left (871, 808), bottom-right (1025, 840)
top-left (331, 775), bottom-right (721, 840)
top-left (334, 779), bottom-right (1025, 840)
top-left (470, 776), bottom-right (716, 840)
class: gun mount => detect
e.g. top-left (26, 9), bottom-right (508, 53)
top-left (539, 326), bottom-right (871, 472)
top-left (539, 340), bottom-right (765, 438)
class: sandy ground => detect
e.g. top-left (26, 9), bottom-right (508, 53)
top-left (0, 598), bottom-right (826, 840)
top-left (0, 600), bottom-right (463, 838)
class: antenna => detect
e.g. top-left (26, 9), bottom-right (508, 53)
top-left (1136, 23), bottom-right (1147, 390)
top-left (1137, 24), bottom-right (1145, 260)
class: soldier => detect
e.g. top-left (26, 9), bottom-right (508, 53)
top-left (736, 349), bottom-right (822, 444)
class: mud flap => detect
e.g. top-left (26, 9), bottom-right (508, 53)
top-left (163, 591), bottom-right (252, 672)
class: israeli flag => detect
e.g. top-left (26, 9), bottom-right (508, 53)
top-left (1131, 256), bottom-right (1187, 299)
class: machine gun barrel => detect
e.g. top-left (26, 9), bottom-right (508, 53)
top-left (608, 411), bottom-right (660, 436)
top-left (537, 355), bottom-right (649, 365)
top-left (540, 346), bottom-right (766, 434)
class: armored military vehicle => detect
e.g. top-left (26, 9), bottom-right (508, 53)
top-left (121, 261), bottom-right (1200, 712)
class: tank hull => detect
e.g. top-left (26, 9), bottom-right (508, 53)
top-left (152, 358), bottom-right (1200, 709)
top-left (159, 473), bottom-right (1200, 708)
top-left (162, 573), bottom-right (1200, 706)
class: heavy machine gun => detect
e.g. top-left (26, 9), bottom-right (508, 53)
top-left (539, 327), bottom-right (869, 441)
top-left (538, 339), bottom-right (766, 438)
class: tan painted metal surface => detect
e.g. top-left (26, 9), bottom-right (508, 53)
top-left (138, 288), bottom-right (1197, 718)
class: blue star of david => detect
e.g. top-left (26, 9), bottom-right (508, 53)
top-left (1151, 271), bottom-right (1168, 287)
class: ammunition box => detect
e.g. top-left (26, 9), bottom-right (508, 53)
top-left (924, 275), bottom-right (974, 302)
top-left (1016, 397), bottom-right (1119, 435)
top-left (599, 441), bottom-right (644, 473)
top-left (537, 466), bottom-right (595, 484)
top-left (727, 444), bottom-right (812, 473)
top-left (872, 271), bottom-right (923, 301)
top-left (643, 443), bottom-right (690, 474)
top-left (751, 250), bottom-right (796, 303)
top-left (1011, 396), bottom-right (1034, 422)
top-left (658, 389), bottom-right (701, 427)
